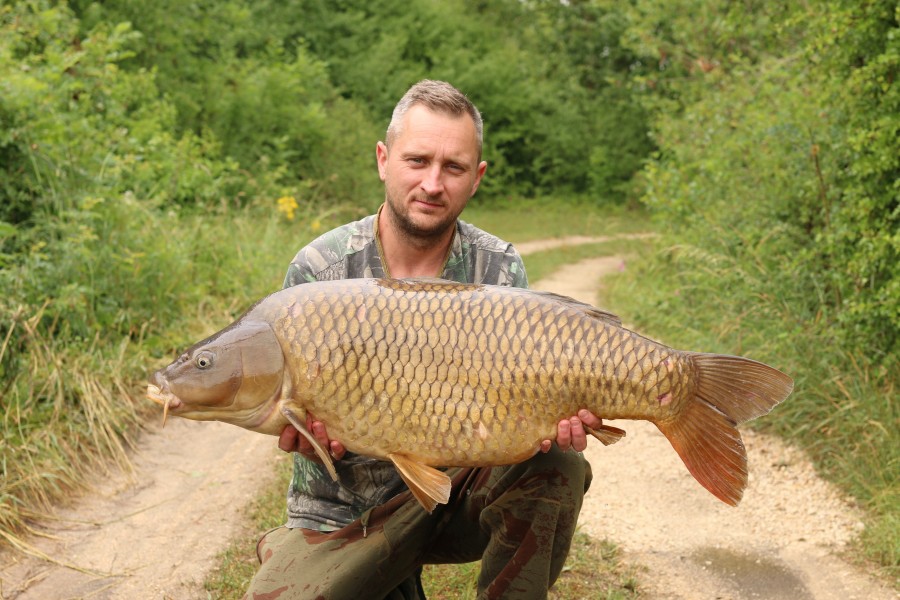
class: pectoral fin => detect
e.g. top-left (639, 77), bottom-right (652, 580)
top-left (388, 453), bottom-right (451, 513)
top-left (281, 407), bottom-right (339, 482)
top-left (585, 423), bottom-right (626, 446)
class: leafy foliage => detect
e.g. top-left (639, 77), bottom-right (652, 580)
top-left (617, 0), bottom-right (898, 360)
top-left (809, 1), bottom-right (900, 356)
top-left (63, 0), bottom-right (654, 203)
top-left (1, 0), bottom-right (300, 550)
top-left (162, 0), bottom-right (655, 199)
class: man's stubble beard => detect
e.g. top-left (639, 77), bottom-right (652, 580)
top-left (384, 192), bottom-right (459, 247)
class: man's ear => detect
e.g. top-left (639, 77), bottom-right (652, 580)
top-left (470, 160), bottom-right (488, 197)
top-left (376, 141), bottom-right (388, 182)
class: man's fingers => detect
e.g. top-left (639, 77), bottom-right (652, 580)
top-left (578, 409), bottom-right (603, 429)
top-left (278, 425), bottom-right (299, 453)
top-left (555, 413), bottom-right (596, 452)
top-left (569, 416), bottom-right (588, 453)
top-left (294, 417), bottom-right (342, 462)
top-left (312, 421), bottom-right (329, 447)
top-left (556, 418), bottom-right (572, 451)
top-left (330, 440), bottom-right (347, 460)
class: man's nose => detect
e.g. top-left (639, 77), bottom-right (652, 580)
top-left (420, 165), bottom-right (444, 196)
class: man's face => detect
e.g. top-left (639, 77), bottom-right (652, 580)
top-left (376, 105), bottom-right (487, 242)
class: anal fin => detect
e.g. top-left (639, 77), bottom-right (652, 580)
top-left (388, 453), bottom-right (451, 513)
top-left (655, 399), bottom-right (746, 506)
top-left (585, 423), bottom-right (626, 446)
top-left (281, 407), bottom-right (339, 482)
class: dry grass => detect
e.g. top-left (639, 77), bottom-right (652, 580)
top-left (0, 303), bottom-right (151, 562)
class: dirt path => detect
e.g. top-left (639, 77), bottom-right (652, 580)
top-left (0, 236), bottom-right (894, 599)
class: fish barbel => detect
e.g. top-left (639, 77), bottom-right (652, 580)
top-left (146, 278), bottom-right (793, 512)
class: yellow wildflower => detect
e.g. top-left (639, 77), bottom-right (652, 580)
top-left (276, 196), bottom-right (298, 221)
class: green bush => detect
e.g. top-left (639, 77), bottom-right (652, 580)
top-left (622, 0), bottom-right (898, 362)
top-left (223, 0), bottom-right (655, 202)
top-left (808, 1), bottom-right (900, 356)
top-left (0, 2), bottom-right (312, 546)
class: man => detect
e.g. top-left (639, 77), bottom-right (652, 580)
top-left (245, 80), bottom-right (602, 600)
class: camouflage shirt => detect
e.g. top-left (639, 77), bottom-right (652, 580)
top-left (282, 208), bottom-right (529, 531)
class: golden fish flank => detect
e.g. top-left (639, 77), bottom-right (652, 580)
top-left (147, 278), bottom-right (794, 513)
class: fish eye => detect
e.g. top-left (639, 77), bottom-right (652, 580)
top-left (195, 352), bottom-right (214, 369)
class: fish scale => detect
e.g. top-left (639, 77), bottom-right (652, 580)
top-left (147, 277), bottom-right (793, 512)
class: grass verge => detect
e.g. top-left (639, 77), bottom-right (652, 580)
top-left (0, 199), bottom-right (322, 559)
top-left (203, 459), bottom-right (294, 596)
top-left (465, 198), bottom-right (649, 242)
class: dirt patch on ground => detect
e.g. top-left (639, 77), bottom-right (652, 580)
top-left (0, 421), bottom-right (284, 599)
top-left (513, 233), bottom-right (656, 257)
top-left (0, 235), bottom-right (894, 599)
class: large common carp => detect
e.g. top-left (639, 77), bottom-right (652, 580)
top-left (147, 278), bottom-right (793, 512)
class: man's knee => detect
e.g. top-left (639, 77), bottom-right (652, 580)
top-left (522, 446), bottom-right (592, 497)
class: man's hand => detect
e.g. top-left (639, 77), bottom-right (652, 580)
top-left (280, 409), bottom-right (599, 458)
top-left (278, 413), bottom-right (346, 461)
top-left (541, 409), bottom-right (603, 453)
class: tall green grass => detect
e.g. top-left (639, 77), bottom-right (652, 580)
top-left (0, 195), bottom-right (339, 557)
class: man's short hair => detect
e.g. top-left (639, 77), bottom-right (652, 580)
top-left (386, 80), bottom-right (483, 161)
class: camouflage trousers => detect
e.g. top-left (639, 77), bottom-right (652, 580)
top-left (243, 447), bottom-right (591, 600)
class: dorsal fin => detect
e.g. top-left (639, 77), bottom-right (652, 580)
top-left (389, 278), bottom-right (623, 327)
top-left (383, 277), bottom-right (476, 293)
top-left (396, 276), bottom-right (453, 285)
top-left (529, 289), bottom-right (623, 327)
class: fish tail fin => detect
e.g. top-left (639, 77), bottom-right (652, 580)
top-left (655, 353), bottom-right (793, 506)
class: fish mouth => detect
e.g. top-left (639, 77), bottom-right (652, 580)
top-left (146, 383), bottom-right (183, 427)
